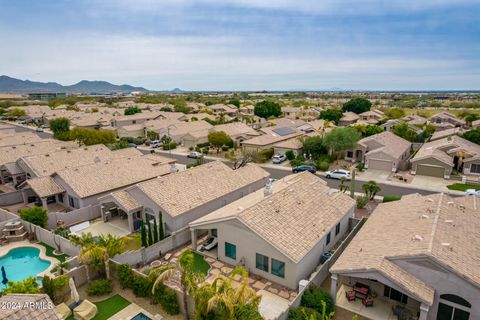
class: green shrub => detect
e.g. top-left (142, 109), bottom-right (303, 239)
top-left (285, 150), bottom-right (295, 161)
top-left (116, 264), bottom-right (135, 289)
top-left (315, 161), bottom-right (330, 171)
top-left (288, 306), bottom-right (321, 320)
top-left (356, 195), bottom-right (369, 209)
top-left (20, 206), bottom-right (48, 228)
top-left (132, 275), bottom-right (152, 297)
top-left (258, 148), bottom-right (274, 162)
top-left (290, 155), bottom-right (306, 167)
top-left (159, 287), bottom-right (180, 315)
top-left (189, 146), bottom-right (194, 151)
top-left (356, 162), bottom-right (365, 171)
top-left (195, 146), bottom-right (201, 152)
top-left (221, 145), bottom-right (229, 151)
top-left (87, 278), bottom-right (113, 296)
top-left (300, 286), bottom-right (334, 315)
top-left (197, 142), bottom-right (210, 148)
top-left (162, 142), bottom-right (177, 150)
top-left (225, 138), bottom-right (234, 148)
top-left (202, 147), bottom-right (209, 154)
top-left (383, 195), bottom-right (402, 203)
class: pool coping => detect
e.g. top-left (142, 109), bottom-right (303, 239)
top-left (0, 240), bottom-right (59, 280)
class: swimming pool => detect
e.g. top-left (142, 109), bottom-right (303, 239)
top-left (130, 312), bottom-right (152, 320)
top-left (0, 247), bottom-right (51, 284)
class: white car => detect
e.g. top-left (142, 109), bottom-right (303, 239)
top-left (272, 154), bottom-right (287, 164)
top-left (325, 169), bottom-right (351, 180)
top-left (465, 189), bottom-right (480, 196)
top-left (187, 151), bottom-right (203, 159)
top-left (200, 236), bottom-right (218, 251)
top-left (149, 140), bottom-right (162, 148)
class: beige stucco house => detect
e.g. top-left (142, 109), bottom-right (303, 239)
top-left (345, 131), bottom-right (412, 172)
top-left (330, 193), bottom-right (480, 320)
top-left (411, 136), bottom-right (480, 178)
top-left (99, 161), bottom-right (269, 234)
top-left (189, 172), bottom-right (355, 290)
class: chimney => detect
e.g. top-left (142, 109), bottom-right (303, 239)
top-left (264, 180), bottom-right (273, 197)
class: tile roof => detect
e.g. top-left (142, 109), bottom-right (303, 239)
top-left (331, 193), bottom-right (480, 305)
top-left (273, 137), bottom-right (303, 150)
top-left (19, 144), bottom-right (115, 176)
top-left (358, 131), bottom-right (411, 159)
top-left (0, 141), bottom-right (77, 166)
top-left (412, 135), bottom-right (480, 165)
top-left (269, 118), bottom-right (305, 128)
top-left (0, 294), bottom-right (60, 320)
top-left (430, 127), bottom-right (463, 141)
top-left (191, 172), bottom-right (355, 263)
top-left (137, 161), bottom-right (269, 217)
top-left (213, 123), bottom-right (259, 138)
top-left (242, 127), bottom-right (302, 147)
top-left (340, 112), bottom-right (359, 122)
top-left (24, 176), bottom-right (65, 198)
top-left (53, 155), bottom-right (173, 198)
top-left (0, 133), bottom-right (44, 147)
top-left (110, 190), bottom-right (142, 212)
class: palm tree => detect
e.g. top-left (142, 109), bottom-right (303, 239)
top-left (197, 267), bottom-right (262, 320)
top-left (362, 180), bottom-right (381, 200)
top-left (150, 250), bottom-right (201, 320)
top-left (216, 112), bottom-right (226, 124)
top-left (70, 233), bottom-right (124, 280)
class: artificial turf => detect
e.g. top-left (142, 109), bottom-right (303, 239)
top-left (192, 252), bottom-right (211, 276)
top-left (66, 294), bottom-right (131, 320)
top-left (38, 242), bottom-right (69, 263)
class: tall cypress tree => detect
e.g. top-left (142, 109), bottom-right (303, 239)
top-left (147, 219), bottom-right (153, 246)
top-left (158, 213), bottom-right (165, 241)
top-left (153, 217), bottom-right (159, 243)
top-left (140, 221), bottom-right (147, 247)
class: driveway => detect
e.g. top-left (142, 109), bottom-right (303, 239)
top-left (355, 169), bottom-right (391, 182)
top-left (410, 175), bottom-right (450, 192)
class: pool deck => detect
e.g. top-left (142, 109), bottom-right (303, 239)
top-left (0, 240), bottom-right (58, 278)
top-left (108, 303), bottom-right (162, 320)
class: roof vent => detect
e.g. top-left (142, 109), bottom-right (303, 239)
top-left (421, 214), bottom-right (429, 219)
top-left (94, 156), bottom-right (101, 164)
top-left (426, 198), bottom-right (434, 203)
top-left (447, 201), bottom-right (454, 206)
top-left (445, 219), bottom-right (453, 224)
top-left (237, 206), bottom-right (244, 211)
top-left (412, 235), bottom-right (423, 241)
top-left (45, 154), bottom-right (50, 157)
top-left (441, 243), bottom-right (450, 247)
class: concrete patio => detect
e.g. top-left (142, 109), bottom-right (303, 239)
top-left (75, 219), bottom-right (130, 237)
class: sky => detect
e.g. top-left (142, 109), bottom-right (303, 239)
top-left (0, 0), bottom-right (479, 91)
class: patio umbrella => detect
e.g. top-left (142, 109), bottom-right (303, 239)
top-left (1, 266), bottom-right (8, 285)
top-left (69, 277), bottom-right (80, 303)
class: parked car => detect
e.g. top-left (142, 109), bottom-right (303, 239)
top-left (325, 169), bottom-right (351, 180)
top-left (272, 154), bottom-right (287, 164)
top-left (292, 165), bottom-right (317, 174)
top-left (149, 140), bottom-right (162, 148)
top-left (200, 236), bottom-right (218, 251)
top-left (465, 189), bottom-right (480, 196)
top-left (187, 151), bottom-right (203, 159)
top-left (35, 127), bottom-right (44, 132)
top-left (40, 124), bottom-right (49, 129)
top-left (127, 143), bottom-right (137, 148)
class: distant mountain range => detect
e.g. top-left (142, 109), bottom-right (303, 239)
top-left (0, 75), bottom-right (149, 94)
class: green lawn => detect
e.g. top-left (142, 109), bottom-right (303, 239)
top-left (67, 295), bottom-right (131, 320)
top-left (447, 183), bottom-right (479, 191)
top-left (38, 242), bottom-right (69, 263)
top-left (121, 234), bottom-right (142, 252)
top-left (192, 252), bottom-right (211, 276)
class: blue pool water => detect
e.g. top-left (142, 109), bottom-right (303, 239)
top-left (0, 247), bottom-right (51, 284)
top-left (130, 313), bottom-right (152, 320)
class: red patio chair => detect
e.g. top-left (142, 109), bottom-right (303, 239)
top-left (346, 290), bottom-right (356, 301)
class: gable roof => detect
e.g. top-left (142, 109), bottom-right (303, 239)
top-left (191, 172), bottom-right (355, 263)
top-left (136, 161), bottom-right (269, 217)
top-left (331, 193), bottom-right (479, 306)
top-left (22, 176), bottom-right (65, 198)
top-left (358, 131), bottom-right (411, 159)
top-left (412, 135), bottom-right (480, 165)
top-left (0, 140), bottom-right (77, 166)
top-left (212, 123), bottom-right (259, 138)
top-left (53, 155), bottom-right (173, 198)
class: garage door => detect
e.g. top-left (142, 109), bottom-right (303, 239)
top-left (368, 159), bottom-right (393, 171)
top-left (416, 164), bottom-right (445, 178)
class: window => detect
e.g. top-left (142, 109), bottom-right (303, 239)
top-left (437, 294), bottom-right (471, 320)
top-left (58, 193), bottom-right (63, 204)
top-left (335, 223), bottom-right (341, 236)
top-left (225, 242), bottom-right (236, 260)
top-left (256, 253), bottom-right (269, 272)
top-left (470, 163), bottom-right (480, 174)
top-left (347, 151), bottom-right (353, 158)
top-left (132, 120), bottom-right (137, 124)
top-left (326, 232), bottom-right (331, 245)
top-left (383, 285), bottom-right (408, 304)
top-left (271, 258), bottom-right (285, 278)
top-left (68, 196), bottom-right (79, 209)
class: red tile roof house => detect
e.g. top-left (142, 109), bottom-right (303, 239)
top-left (345, 131), bottom-right (412, 172)
top-left (330, 193), bottom-right (480, 320)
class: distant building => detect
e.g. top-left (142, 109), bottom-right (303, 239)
top-left (28, 92), bottom-right (66, 100)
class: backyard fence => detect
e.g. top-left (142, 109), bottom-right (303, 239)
top-left (276, 217), bottom-right (367, 320)
top-left (47, 204), bottom-right (102, 229)
top-left (113, 227), bottom-right (192, 266)
top-left (0, 190), bottom-right (23, 206)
